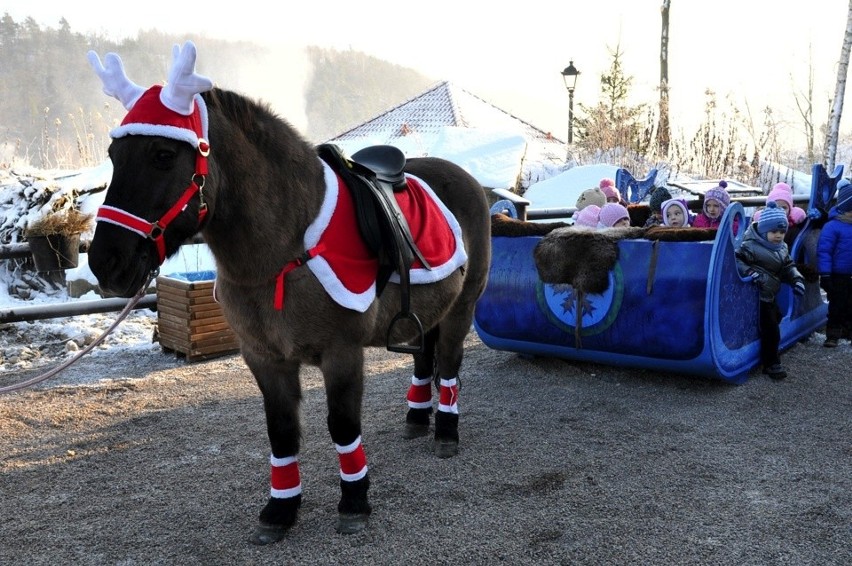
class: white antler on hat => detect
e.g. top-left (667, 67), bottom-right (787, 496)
top-left (88, 41), bottom-right (212, 147)
top-left (160, 41), bottom-right (214, 116)
top-left (87, 50), bottom-right (146, 110)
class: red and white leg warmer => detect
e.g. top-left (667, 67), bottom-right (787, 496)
top-left (335, 436), bottom-right (368, 482)
top-left (270, 454), bottom-right (302, 499)
top-left (406, 375), bottom-right (433, 409)
top-left (438, 377), bottom-right (459, 414)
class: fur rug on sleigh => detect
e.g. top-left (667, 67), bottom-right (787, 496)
top-left (491, 213), bottom-right (818, 295)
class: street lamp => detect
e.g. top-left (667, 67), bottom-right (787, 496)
top-left (561, 60), bottom-right (580, 147)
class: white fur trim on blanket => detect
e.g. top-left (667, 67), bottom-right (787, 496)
top-left (305, 160), bottom-right (467, 312)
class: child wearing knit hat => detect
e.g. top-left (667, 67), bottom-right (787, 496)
top-left (735, 201), bottom-right (806, 379)
top-left (576, 187), bottom-right (607, 211)
top-left (752, 182), bottom-right (807, 243)
top-left (661, 198), bottom-right (692, 228)
top-left (643, 186), bottom-right (673, 227)
top-left (573, 204), bottom-right (601, 229)
top-left (599, 178), bottom-right (624, 205)
top-left (597, 202), bottom-right (631, 229)
top-left (816, 178), bottom-right (852, 347)
top-left (693, 181), bottom-right (731, 229)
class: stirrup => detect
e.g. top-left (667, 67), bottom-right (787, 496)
top-left (386, 310), bottom-right (425, 354)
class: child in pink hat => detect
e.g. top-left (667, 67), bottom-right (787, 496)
top-left (752, 182), bottom-right (806, 243)
top-left (597, 203), bottom-right (631, 229)
top-left (599, 178), bottom-right (625, 205)
top-left (693, 181), bottom-right (731, 229)
top-left (573, 204), bottom-right (601, 229)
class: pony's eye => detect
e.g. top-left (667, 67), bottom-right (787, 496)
top-left (153, 149), bottom-right (177, 170)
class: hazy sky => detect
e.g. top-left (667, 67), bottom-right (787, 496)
top-left (3, 1), bottom-right (849, 148)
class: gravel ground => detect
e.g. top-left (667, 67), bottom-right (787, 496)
top-left (1, 329), bottom-right (850, 565)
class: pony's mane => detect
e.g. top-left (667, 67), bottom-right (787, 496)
top-left (202, 87), bottom-right (312, 156)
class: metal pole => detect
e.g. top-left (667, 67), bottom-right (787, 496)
top-left (568, 87), bottom-right (575, 145)
top-left (0, 294), bottom-right (157, 324)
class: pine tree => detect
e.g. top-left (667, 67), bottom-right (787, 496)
top-left (573, 43), bottom-right (649, 156)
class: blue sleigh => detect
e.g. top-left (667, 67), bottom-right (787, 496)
top-left (474, 166), bottom-right (839, 384)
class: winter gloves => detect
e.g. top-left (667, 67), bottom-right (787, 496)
top-left (794, 281), bottom-right (806, 296)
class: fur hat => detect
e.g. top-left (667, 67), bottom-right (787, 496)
top-left (576, 187), bottom-right (607, 211)
top-left (766, 182), bottom-right (793, 209)
top-left (573, 204), bottom-right (601, 228)
top-left (648, 186), bottom-right (673, 213)
top-left (837, 178), bottom-right (852, 214)
top-left (703, 181), bottom-right (731, 215)
top-left (661, 199), bottom-right (690, 227)
top-left (598, 203), bottom-right (630, 228)
top-left (757, 201), bottom-right (788, 236)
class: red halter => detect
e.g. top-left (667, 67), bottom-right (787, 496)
top-left (97, 140), bottom-right (210, 264)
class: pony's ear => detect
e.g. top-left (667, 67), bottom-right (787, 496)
top-left (160, 40), bottom-right (214, 116)
top-left (87, 50), bottom-right (146, 110)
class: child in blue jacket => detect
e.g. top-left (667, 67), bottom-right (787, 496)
top-left (817, 179), bottom-right (852, 347)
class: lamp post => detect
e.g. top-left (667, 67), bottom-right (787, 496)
top-left (561, 60), bottom-right (580, 149)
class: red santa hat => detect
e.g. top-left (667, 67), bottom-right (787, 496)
top-left (89, 41), bottom-right (213, 148)
top-left (112, 86), bottom-right (209, 147)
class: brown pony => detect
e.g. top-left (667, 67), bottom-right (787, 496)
top-left (86, 42), bottom-right (491, 543)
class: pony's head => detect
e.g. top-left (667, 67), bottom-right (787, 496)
top-left (87, 41), bottom-right (213, 297)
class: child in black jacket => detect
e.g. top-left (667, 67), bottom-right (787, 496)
top-left (735, 202), bottom-right (806, 379)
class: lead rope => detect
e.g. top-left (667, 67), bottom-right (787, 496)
top-left (0, 270), bottom-right (158, 395)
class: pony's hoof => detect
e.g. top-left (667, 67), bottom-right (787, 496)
top-left (249, 523), bottom-right (288, 545)
top-left (337, 513), bottom-right (369, 534)
top-left (403, 422), bottom-right (430, 439)
top-left (434, 438), bottom-right (458, 458)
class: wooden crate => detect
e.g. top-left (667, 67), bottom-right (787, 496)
top-left (155, 271), bottom-right (240, 361)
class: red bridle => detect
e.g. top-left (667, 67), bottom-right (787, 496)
top-left (96, 140), bottom-right (210, 264)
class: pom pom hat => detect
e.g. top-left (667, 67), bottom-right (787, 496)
top-left (601, 184), bottom-right (619, 201)
top-left (837, 178), bottom-right (852, 214)
top-left (598, 203), bottom-right (630, 228)
top-left (757, 201), bottom-right (788, 236)
top-left (599, 178), bottom-right (619, 201)
top-left (703, 180), bottom-right (731, 215)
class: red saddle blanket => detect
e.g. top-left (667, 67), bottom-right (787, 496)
top-left (303, 160), bottom-right (467, 312)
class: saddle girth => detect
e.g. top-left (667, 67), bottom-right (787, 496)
top-left (316, 143), bottom-right (431, 353)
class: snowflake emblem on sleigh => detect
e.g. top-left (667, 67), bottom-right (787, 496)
top-left (538, 266), bottom-right (623, 335)
top-left (551, 284), bottom-right (597, 319)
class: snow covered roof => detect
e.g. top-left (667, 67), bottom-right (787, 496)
top-left (332, 81), bottom-right (561, 147)
top-left (326, 81), bottom-right (566, 189)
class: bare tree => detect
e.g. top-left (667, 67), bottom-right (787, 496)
top-left (825, 0), bottom-right (852, 171)
top-left (792, 45), bottom-right (816, 164)
top-left (658, 0), bottom-right (671, 155)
